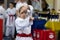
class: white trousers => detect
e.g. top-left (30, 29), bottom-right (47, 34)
top-left (5, 26), bottom-right (15, 37)
top-left (15, 36), bottom-right (33, 40)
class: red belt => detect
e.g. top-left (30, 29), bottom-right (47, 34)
top-left (16, 33), bottom-right (32, 37)
top-left (9, 15), bottom-right (14, 25)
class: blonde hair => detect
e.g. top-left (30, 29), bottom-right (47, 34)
top-left (19, 6), bottom-right (25, 13)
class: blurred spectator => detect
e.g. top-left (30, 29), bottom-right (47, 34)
top-left (0, 1), bottom-right (5, 36)
top-left (41, 0), bottom-right (49, 11)
top-left (0, 1), bottom-right (5, 13)
top-left (31, 0), bottom-right (42, 11)
top-left (5, 2), bottom-right (16, 39)
top-left (50, 8), bottom-right (57, 15)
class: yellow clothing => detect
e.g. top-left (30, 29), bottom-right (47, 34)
top-left (45, 20), bottom-right (60, 31)
top-left (50, 10), bottom-right (57, 15)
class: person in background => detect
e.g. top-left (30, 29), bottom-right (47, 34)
top-left (41, 0), bottom-right (50, 19)
top-left (41, 0), bottom-right (49, 11)
top-left (5, 2), bottom-right (16, 39)
top-left (50, 8), bottom-right (57, 15)
top-left (15, 5), bottom-right (34, 40)
top-left (0, 1), bottom-right (5, 36)
top-left (0, 1), bottom-right (5, 14)
top-left (31, 0), bottom-right (42, 11)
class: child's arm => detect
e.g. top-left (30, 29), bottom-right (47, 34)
top-left (29, 17), bottom-right (34, 25)
top-left (29, 17), bottom-right (34, 21)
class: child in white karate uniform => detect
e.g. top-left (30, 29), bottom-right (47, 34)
top-left (5, 2), bottom-right (16, 38)
top-left (15, 6), bottom-right (34, 40)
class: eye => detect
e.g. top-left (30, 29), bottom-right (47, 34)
top-left (22, 11), bottom-right (27, 14)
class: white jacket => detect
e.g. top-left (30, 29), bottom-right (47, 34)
top-left (0, 6), bottom-right (5, 19)
top-left (6, 8), bottom-right (16, 26)
top-left (15, 17), bottom-right (33, 34)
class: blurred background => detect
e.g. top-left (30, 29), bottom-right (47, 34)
top-left (0, 0), bottom-right (60, 12)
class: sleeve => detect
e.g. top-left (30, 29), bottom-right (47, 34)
top-left (0, 8), bottom-right (5, 15)
top-left (29, 5), bottom-right (34, 16)
top-left (2, 9), bottom-right (8, 19)
top-left (16, 4), bottom-right (18, 10)
top-left (28, 17), bottom-right (33, 25)
top-left (16, 4), bottom-right (20, 10)
top-left (29, 21), bottom-right (33, 25)
top-left (4, 9), bottom-right (9, 18)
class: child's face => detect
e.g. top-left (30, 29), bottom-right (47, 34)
top-left (20, 11), bottom-right (27, 18)
top-left (9, 3), bottom-right (14, 9)
top-left (19, 6), bottom-right (28, 18)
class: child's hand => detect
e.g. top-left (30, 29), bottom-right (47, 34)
top-left (30, 17), bottom-right (34, 21)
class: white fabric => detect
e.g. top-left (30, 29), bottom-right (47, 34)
top-left (16, 2), bottom-right (28, 10)
top-left (0, 6), bottom-right (5, 19)
top-left (15, 36), bottom-right (33, 40)
top-left (5, 26), bottom-right (15, 37)
top-left (15, 17), bottom-right (33, 40)
top-left (28, 5), bottom-right (34, 16)
top-left (15, 17), bottom-right (33, 34)
top-left (0, 6), bottom-right (5, 34)
top-left (5, 8), bottom-right (16, 37)
top-left (0, 6), bottom-right (5, 14)
top-left (50, 19), bottom-right (59, 22)
top-left (6, 8), bottom-right (16, 26)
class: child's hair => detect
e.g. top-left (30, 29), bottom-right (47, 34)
top-left (19, 6), bottom-right (27, 14)
top-left (0, 1), bottom-right (4, 5)
top-left (9, 2), bottom-right (15, 7)
top-left (19, 6), bottom-right (25, 13)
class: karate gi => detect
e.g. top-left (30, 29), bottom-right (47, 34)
top-left (15, 16), bottom-right (33, 40)
top-left (0, 6), bottom-right (5, 34)
top-left (28, 5), bottom-right (34, 16)
top-left (5, 8), bottom-right (16, 37)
